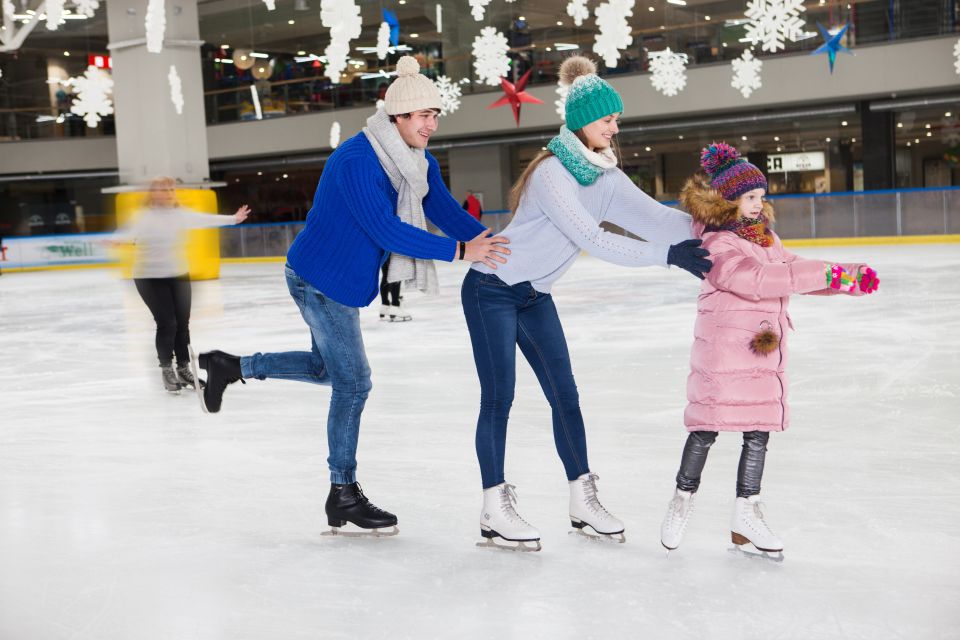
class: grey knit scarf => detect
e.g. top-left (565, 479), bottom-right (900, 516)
top-left (363, 108), bottom-right (439, 296)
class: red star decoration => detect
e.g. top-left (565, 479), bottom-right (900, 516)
top-left (488, 68), bottom-right (544, 126)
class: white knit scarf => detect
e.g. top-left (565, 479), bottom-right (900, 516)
top-left (363, 108), bottom-right (439, 296)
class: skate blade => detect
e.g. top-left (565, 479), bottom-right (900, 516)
top-left (568, 528), bottom-right (626, 544)
top-left (321, 525), bottom-right (399, 538)
top-left (475, 538), bottom-right (541, 552)
top-left (188, 345), bottom-right (208, 414)
top-left (728, 545), bottom-right (784, 563)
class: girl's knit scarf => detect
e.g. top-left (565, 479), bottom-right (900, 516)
top-left (363, 108), bottom-right (439, 296)
top-left (546, 125), bottom-right (618, 186)
top-left (707, 212), bottom-right (773, 247)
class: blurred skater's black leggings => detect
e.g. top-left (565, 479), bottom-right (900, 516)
top-left (675, 430), bottom-right (770, 498)
top-left (134, 275), bottom-right (192, 366)
top-left (380, 255), bottom-right (401, 306)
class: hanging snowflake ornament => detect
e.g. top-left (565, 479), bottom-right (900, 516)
top-left (376, 22), bottom-right (391, 60)
top-left (744, 0), bottom-right (806, 53)
top-left (262, 0), bottom-right (275, 9)
top-left (145, 0), bottom-right (166, 53)
top-left (376, 99), bottom-right (385, 110)
top-left (942, 116), bottom-right (960, 147)
top-left (72, 0), bottom-right (99, 18)
top-left (554, 80), bottom-right (570, 121)
top-left (592, 0), bottom-right (633, 68)
top-left (1, 0), bottom-right (12, 21)
top-left (731, 49), bottom-right (762, 98)
top-left (330, 121), bottom-right (341, 148)
top-left (168, 65), bottom-right (183, 115)
top-left (70, 65), bottom-right (113, 128)
top-left (468, 0), bottom-right (491, 21)
top-left (434, 75), bottom-right (462, 116)
top-left (954, 38), bottom-right (960, 75)
top-left (649, 47), bottom-right (688, 97)
top-left (472, 27), bottom-right (510, 87)
top-left (45, 0), bottom-right (64, 30)
top-left (320, 0), bottom-right (363, 82)
top-left (567, 0), bottom-right (588, 27)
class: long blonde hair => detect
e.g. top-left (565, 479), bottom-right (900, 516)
top-left (508, 130), bottom-right (620, 214)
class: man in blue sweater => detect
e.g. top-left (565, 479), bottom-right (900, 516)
top-left (193, 57), bottom-right (510, 535)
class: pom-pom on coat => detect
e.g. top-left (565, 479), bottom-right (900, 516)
top-left (680, 175), bottom-right (866, 432)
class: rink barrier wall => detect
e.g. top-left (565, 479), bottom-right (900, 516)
top-left (4, 186), bottom-right (960, 272)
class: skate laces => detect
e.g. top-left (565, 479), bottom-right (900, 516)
top-left (668, 491), bottom-right (692, 526)
top-left (581, 473), bottom-right (613, 520)
top-left (499, 484), bottom-right (531, 526)
top-left (749, 499), bottom-right (775, 535)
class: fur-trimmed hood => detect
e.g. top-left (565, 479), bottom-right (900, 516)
top-left (679, 173), bottom-right (774, 231)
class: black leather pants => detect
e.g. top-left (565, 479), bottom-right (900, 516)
top-left (675, 430), bottom-right (770, 498)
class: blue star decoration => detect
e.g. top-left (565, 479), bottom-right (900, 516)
top-left (382, 9), bottom-right (400, 47)
top-left (811, 22), bottom-right (853, 74)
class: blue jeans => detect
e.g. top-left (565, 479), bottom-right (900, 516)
top-left (240, 265), bottom-right (372, 485)
top-left (461, 269), bottom-right (590, 489)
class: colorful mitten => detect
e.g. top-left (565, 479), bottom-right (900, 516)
top-left (825, 264), bottom-right (857, 292)
top-left (857, 266), bottom-right (879, 293)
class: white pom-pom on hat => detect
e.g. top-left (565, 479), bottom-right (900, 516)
top-left (384, 55), bottom-right (442, 115)
top-left (395, 55), bottom-right (421, 77)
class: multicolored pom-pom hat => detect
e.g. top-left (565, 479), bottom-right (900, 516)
top-left (700, 142), bottom-right (767, 201)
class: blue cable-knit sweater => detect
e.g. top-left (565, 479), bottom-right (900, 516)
top-left (286, 133), bottom-right (486, 307)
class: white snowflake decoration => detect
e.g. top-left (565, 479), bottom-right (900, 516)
top-left (376, 99), bottom-right (385, 110)
top-left (648, 47), bottom-right (688, 97)
top-left (555, 81), bottom-right (570, 121)
top-left (434, 75), bottom-right (462, 116)
top-left (472, 27), bottom-right (510, 87)
top-left (592, 0), bottom-right (633, 68)
top-left (72, 0), bottom-right (99, 17)
top-left (1, 0), bottom-right (12, 21)
top-left (45, 0), bottom-right (64, 30)
top-left (731, 49), bottom-right (762, 98)
top-left (145, 0), bottom-right (165, 53)
top-left (567, 0), bottom-right (588, 26)
top-left (320, 0), bottom-right (363, 83)
top-left (942, 116), bottom-right (960, 147)
top-left (469, 0), bottom-right (491, 21)
top-left (376, 22), bottom-right (391, 60)
top-left (70, 65), bottom-right (113, 128)
top-left (330, 121), bottom-right (341, 148)
top-left (744, 0), bottom-right (806, 53)
top-left (262, 0), bottom-right (275, 9)
top-left (954, 38), bottom-right (960, 75)
top-left (168, 65), bottom-right (183, 115)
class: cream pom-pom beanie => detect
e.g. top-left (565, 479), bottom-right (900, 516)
top-left (383, 56), bottom-right (442, 115)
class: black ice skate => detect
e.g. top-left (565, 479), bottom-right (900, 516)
top-left (176, 363), bottom-right (205, 390)
top-left (160, 364), bottom-right (182, 395)
top-left (190, 346), bottom-right (244, 414)
top-left (322, 482), bottom-right (399, 537)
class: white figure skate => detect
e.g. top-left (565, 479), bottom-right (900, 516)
top-left (476, 483), bottom-right (541, 552)
top-left (569, 473), bottom-right (625, 543)
top-left (660, 488), bottom-right (695, 553)
top-left (729, 495), bottom-right (784, 562)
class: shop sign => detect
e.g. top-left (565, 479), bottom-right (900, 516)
top-left (766, 151), bottom-right (825, 173)
top-left (88, 54), bottom-right (112, 69)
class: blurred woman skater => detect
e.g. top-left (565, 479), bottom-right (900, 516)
top-left (114, 177), bottom-right (249, 393)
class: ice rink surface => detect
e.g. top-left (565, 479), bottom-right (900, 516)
top-left (2, 244), bottom-right (959, 640)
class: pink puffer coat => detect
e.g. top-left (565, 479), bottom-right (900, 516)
top-left (684, 229), bottom-right (864, 433)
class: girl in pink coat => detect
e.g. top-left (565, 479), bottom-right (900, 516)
top-left (659, 143), bottom-right (879, 559)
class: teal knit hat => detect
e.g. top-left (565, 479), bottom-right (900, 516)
top-left (560, 56), bottom-right (624, 132)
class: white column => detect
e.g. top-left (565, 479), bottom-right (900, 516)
top-left (105, 0), bottom-right (210, 186)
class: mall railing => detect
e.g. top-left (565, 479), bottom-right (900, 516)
top-left (216, 186), bottom-right (960, 260)
top-left (3, 1), bottom-right (958, 140)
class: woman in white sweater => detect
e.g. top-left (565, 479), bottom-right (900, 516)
top-left (463, 57), bottom-right (712, 551)
top-left (114, 177), bottom-right (249, 393)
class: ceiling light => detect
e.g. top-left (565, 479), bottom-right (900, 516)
top-left (776, 146), bottom-right (782, 152)
top-left (297, 50), bottom-right (306, 55)
top-left (666, 0), bottom-right (687, 5)
top-left (288, 19), bottom-right (295, 24)
top-left (410, 33), bottom-right (419, 38)
top-left (946, 111), bottom-right (952, 117)
top-left (283, 173), bottom-right (289, 178)
top-left (851, 138), bottom-right (856, 142)
top-left (257, 171), bottom-right (263, 175)
top-left (220, 44), bottom-right (230, 49)
top-left (250, 52), bottom-right (269, 58)
top-left (906, 142), bottom-right (911, 147)
top-left (925, 123), bottom-right (931, 129)
top-left (678, 135), bottom-right (683, 140)
top-left (841, 120), bottom-right (848, 126)
top-left (927, 131), bottom-right (932, 137)
top-left (556, 20), bottom-right (563, 25)
top-left (825, 137), bottom-right (831, 142)
top-left (897, 122), bottom-right (903, 128)
top-left (644, 146), bottom-right (652, 151)
top-left (63, 51), bottom-right (70, 56)
top-left (519, 15), bottom-right (526, 20)
top-left (704, 15), bottom-right (711, 21)
top-left (774, 136), bottom-right (780, 141)
top-left (633, 152), bottom-right (639, 157)
top-left (741, 135), bottom-right (748, 141)
top-left (914, 138), bottom-right (920, 143)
